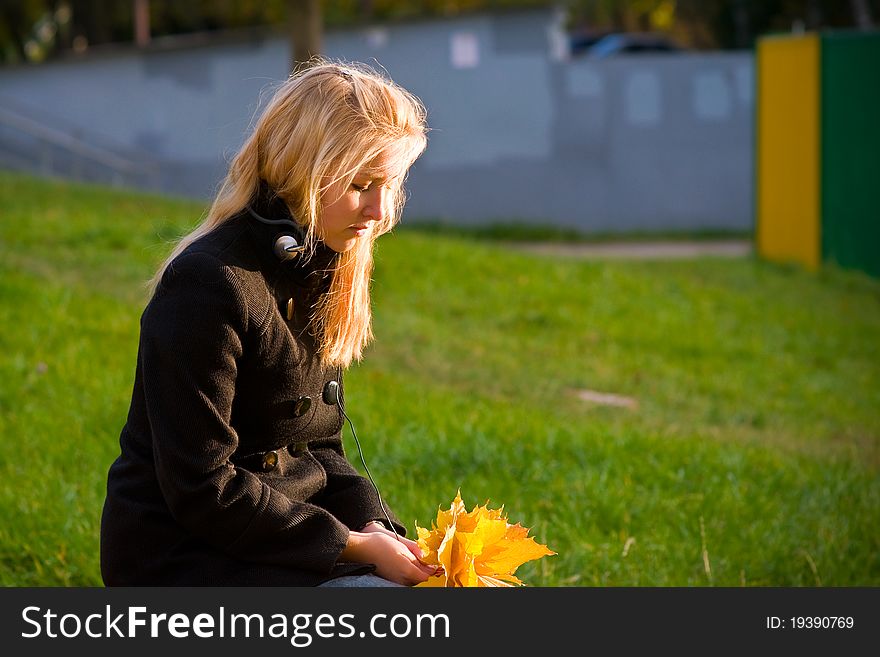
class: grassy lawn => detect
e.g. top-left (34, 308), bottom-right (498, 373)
top-left (1, 171), bottom-right (878, 586)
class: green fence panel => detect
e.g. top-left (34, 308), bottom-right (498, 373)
top-left (820, 32), bottom-right (880, 278)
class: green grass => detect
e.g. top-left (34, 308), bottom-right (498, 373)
top-left (400, 218), bottom-right (751, 244)
top-left (1, 171), bottom-right (878, 586)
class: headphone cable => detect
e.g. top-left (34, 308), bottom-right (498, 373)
top-left (337, 398), bottom-right (401, 543)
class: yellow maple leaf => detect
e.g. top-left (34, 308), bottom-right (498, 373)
top-left (415, 491), bottom-right (555, 587)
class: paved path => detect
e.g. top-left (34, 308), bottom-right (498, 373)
top-left (507, 239), bottom-right (752, 260)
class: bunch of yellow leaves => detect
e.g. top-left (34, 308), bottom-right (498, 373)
top-left (415, 491), bottom-right (555, 587)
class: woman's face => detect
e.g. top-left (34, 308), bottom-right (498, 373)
top-left (319, 152), bottom-right (396, 253)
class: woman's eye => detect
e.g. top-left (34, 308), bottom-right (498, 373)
top-left (351, 183), bottom-right (370, 192)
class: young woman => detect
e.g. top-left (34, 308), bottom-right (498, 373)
top-left (100, 61), bottom-right (435, 587)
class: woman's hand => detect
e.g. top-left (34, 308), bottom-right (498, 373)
top-left (360, 521), bottom-right (429, 565)
top-left (341, 525), bottom-right (437, 586)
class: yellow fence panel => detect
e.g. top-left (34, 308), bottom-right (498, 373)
top-left (756, 34), bottom-right (821, 270)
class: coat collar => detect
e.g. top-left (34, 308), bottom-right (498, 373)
top-left (245, 181), bottom-right (339, 289)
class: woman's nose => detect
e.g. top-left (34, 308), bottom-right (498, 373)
top-left (362, 188), bottom-right (386, 222)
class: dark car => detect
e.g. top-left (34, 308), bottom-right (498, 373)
top-left (584, 32), bottom-right (684, 58)
top-left (569, 31), bottom-right (612, 56)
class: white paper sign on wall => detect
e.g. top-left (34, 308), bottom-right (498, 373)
top-left (450, 31), bottom-right (480, 69)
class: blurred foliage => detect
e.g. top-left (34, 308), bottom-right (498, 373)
top-left (1, 0), bottom-right (877, 64)
top-left (569, 0), bottom-right (880, 49)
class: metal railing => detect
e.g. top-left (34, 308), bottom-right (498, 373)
top-left (0, 96), bottom-right (162, 189)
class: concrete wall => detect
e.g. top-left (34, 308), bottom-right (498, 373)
top-left (0, 8), bottom-right (754, 233)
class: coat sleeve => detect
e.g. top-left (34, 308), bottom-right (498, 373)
top-left (308, 434), bottom-right (407, 536)
top-left (140, 251), bottom-right (350, 573)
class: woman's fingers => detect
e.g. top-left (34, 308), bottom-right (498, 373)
top-left (353, 530), bottom-right (439, 585)
top-left (401, 536), bottom-right (424, 559)
top-left (398, 537), bottom-right (438, 573)
top-left (403, 546), bottom-right (438, 578)
top-left (400, 555), bottom-right (435, 584)
top-left (361, 523), bottom-right (429, 563)
top-left (387, 537), bottom-right (436, 584)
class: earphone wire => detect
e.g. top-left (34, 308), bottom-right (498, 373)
top-left (246, 204), bottom-right (297, 228)
top-left (335, 388), bottom-right (401, 542)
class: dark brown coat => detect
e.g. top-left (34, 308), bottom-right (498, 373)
top-left (100, 195), bottom-right (403, 586)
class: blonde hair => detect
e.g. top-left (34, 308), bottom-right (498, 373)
top-left (153, 60), bottom-right (428, 368)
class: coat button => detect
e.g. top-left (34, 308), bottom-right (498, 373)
top-left (261, 450), bottom-right (278, 472)
top-left (289, 442), bottom-right (307, 457)
top-left (293, 396), bottom-right (312, 417)
top-left (286, 298), bottom-right (295, 321)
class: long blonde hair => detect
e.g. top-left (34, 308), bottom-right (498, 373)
top-left (153, 60), bottom-right (428, 368)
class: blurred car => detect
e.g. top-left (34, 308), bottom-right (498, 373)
top-left (569, 31), bottom-right (612, 56)
top-left (584, 32), bottom-right (684, 58)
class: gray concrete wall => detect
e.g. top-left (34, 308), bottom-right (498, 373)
top-left (0, 8), bottom-right (754, 233)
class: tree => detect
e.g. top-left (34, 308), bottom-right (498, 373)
top-left (287, 0), bottom-right (322, 73)
top-left (850, 0), bottom-right (875, 28)
top-left (3, 0), bottom-right (878, 64)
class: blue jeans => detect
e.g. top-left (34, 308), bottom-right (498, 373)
top-left (318, 574), bottom-right (405, 587)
